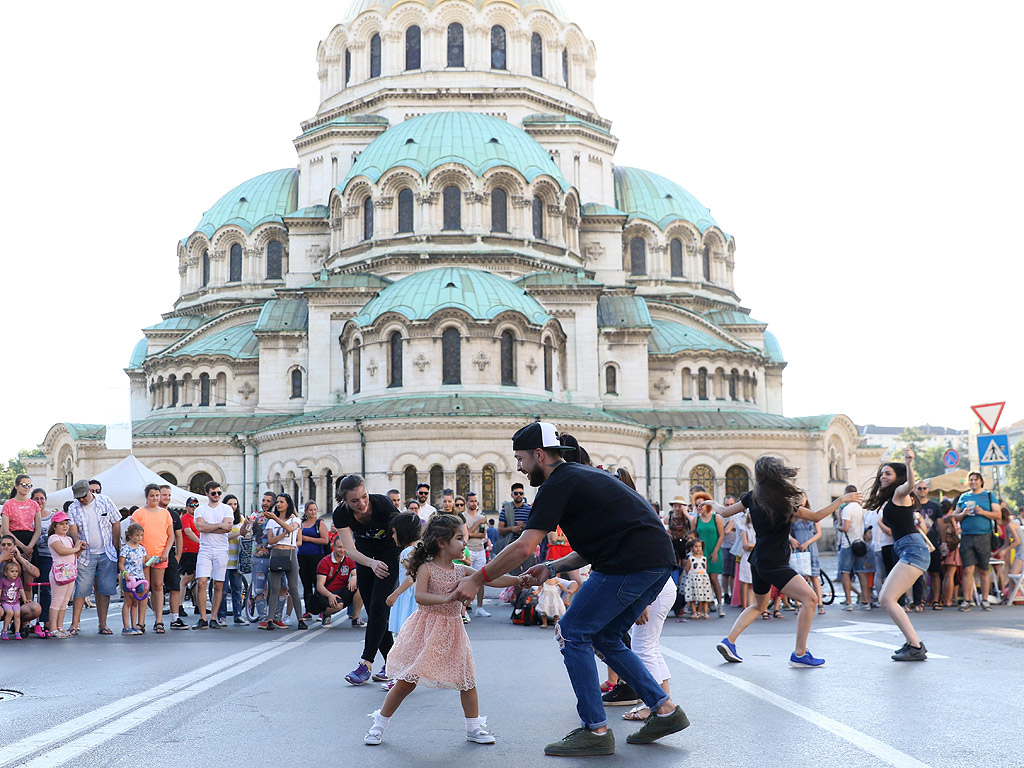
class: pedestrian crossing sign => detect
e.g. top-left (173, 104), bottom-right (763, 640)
top-left (977, 434), bottom-right (1010, 466)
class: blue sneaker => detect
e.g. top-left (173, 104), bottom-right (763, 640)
top-left (789, 650), bottom-right (825, 668)
top-left (716, 638), bottom-right (742, 663)
top-left (345, 663), bottom-right (372, 686)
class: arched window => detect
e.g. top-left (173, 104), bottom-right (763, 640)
top-left (389, 331), bottom-right (403, 388)
top-left (543, 338), bottom-right (553, 391)
top-left (490, 25), bottom-right (506, 69)
top-left (702, 245), bottom-right (711, 281)
top-left (697, 367), bottom-right (708, 400)
top-left (456, 464), bottom-right (470, 499)
top-left (491, 188), bottom-right (508, 232)
top-left (169, 375), bottom-right (178, 407)
top-left (532, 195), bottom-right (544, 239)
top-left (442, 327), bottom-right (461, 384)
top-left (447, 23), bottom-right (464, 67)
top-left (405, 25), bottom-right (421, 70)
top-left (680, 367), bottom-right (692, 400)
top-left (291, 368), bottom-right (303, 398)
top-left (689, 464), bottom-right (715, 493)
top-left (605, 365), bottom-right (617, 394)
top-left (201, 249), bottom-right (210, 287)
top-left (743, 370), bottom-right (752, 401)
top-left (189, 472), bottom-right (213, 495)
top-left (629, 237), bottom-right (646, 276)
top-left (670, 238), bottom-right (683, 277)
top-left (729, 369), bottom-right (739, 400)
top-left (159, 472), bottom-right (178, 486)
top-left (429, 465), bottom-right (444, 506)
top-left (199, 373), bottom-right (210, 406)
top-left (363, 197), bottom-right (374, 240)
top-left (353, 344), bottom-right (361, 394)
top-left (726, 465), bottom-right (750, 497)
top-left (369, 33), bottom-right (381, 78)
top-left (215, 372), bottom-right (226, 406)
top-left (442, 185), bottom-right (461, 230)
top-left (562, 47), bottom-right (569, 86)
top-left (325, 469), bottom-right (334, 510)
top-left (403, 466), bottom-right (418, 502)
top-left (344, 48), bottom-right (351, 86)
top-left (266, 240), bottom-right (283, 279)
top-left (397, 188), bottom-right (414, 233)
top-left (500, 330), bottom-right (515, 385)
top-left (530, 33), bottom-right (543, 76)
top-left (482, 464), bottom-right (496, 511)
top-left (229, 243), bottom-right (242, 282)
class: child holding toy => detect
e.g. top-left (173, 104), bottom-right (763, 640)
top-left (119, 522), bottom-right (149, 635)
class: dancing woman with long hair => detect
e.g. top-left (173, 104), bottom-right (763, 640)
top-left (706, 456), bottom-right (861, 667)
top-left (864, 448), bottom-right (929, 661)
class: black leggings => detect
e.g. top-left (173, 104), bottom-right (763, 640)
top-left (356, 556), bottom-right (399, 664)
top-left (298, 553), bottom-right (322, 613)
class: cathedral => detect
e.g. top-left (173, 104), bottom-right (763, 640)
top-left (27, 0), bottom-right (878, 512)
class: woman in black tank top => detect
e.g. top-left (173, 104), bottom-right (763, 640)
top-left (864, 448), bottom-right (929, 661)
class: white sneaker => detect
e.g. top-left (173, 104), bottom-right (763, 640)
top-left (466, 721), bottom-right (496, 744)
top-left (474, 607), bottom-right (491, 618)
top-left (364, 727), bottom-right (384, 746)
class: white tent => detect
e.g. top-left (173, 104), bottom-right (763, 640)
top-left (42, 455), bottom-right (194, 511)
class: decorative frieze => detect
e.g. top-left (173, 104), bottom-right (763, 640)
top-left (413, 353), bottom-right (430, 371)
top-left (472, 352), bottom-right (490, 371)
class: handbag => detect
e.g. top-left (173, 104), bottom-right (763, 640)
top-left (52, 561), bottom-right (77, 585)
top-left (790, 549), bottom-right (812, 577)
top-left (268, 548), bottom-right (291, 573)
top-left (237, 537), bottom-right (253, 575)
top-left (844, 531), bottom-right (868, 558)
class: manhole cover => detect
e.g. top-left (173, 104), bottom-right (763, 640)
top-left (0, 689), bottom-right (24, 702)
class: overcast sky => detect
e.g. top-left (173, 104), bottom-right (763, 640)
top-left (2, 0), bottom-right (1020, 461)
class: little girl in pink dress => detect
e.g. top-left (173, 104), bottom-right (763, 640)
top-left (365, 514), bottom-right (521, 747)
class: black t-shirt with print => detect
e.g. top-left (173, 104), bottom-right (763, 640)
top-left (525, 462), bottom-right (675, 575)
top-left (332, 493), bottom-right (401, 560)
top-left (740, 491), bottom-right (792, 570)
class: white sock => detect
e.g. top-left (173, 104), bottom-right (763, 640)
top-left (466, 716), bottom-right (484, 731)
top-left (372, 711), bottom-right (391, 729)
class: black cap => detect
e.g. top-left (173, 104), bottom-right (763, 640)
top-left (512, 422), bottom-right (562, 451)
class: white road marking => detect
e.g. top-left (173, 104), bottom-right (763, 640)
top-left (815, 620), bottom-right (948, 659)
top-left (662, 646), bottom-right (933, 768)
top-left (0, 629), bottom-right (326, 768)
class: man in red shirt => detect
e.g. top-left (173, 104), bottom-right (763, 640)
top-left (311, 535), bottom-right (357, 627)
top-left (175, 498), bottom-right (202, 627)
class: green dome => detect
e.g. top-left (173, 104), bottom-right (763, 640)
top-left (354, 267), bottom-right (550, 327)
top-left (342, 112), bottom-right (568, 191)
top-left (763, 331), bottom-right (785, 363)
top-left (344, 0), bottom-right (567, 21)
top-left (613, 166), bottom-right (718, 233)
top-left (192, 169), bottom-right (298, 239)
top-left (649, 318), bottom-right (737, 355)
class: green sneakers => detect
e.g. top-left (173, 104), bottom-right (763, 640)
top-left (544, 727), bottom-right (615, 756)
top-left (625, 706), bottom-right (691, 744)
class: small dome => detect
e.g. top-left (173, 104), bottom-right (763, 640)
top-left (649, 318), bottom-right (737, 354)
top-left (613, 166), bottom-right (718, 233)
top-left (763, 331), bottom-right (785, 363)
top-left (344, 0), bottom-right (567, 22)
top-left (342, 112), bottom-right (568, 191)
top-left (354, 267), bottom-right (550, 327)
top-left (191, 169), bottom-right (299, 239)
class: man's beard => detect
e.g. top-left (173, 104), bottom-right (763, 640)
top-left (529, 466), bottom-right (546, 487)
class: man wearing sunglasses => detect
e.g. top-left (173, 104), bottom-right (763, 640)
top-left (193, 481), bottom-right (233, 629)
top-left (414, 483), bottom-right (435, 524)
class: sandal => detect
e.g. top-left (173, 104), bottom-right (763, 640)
top-left (932, 604), bottom-right (944, 610)
top-left (914, 605), bottom-right (924, 613)
top-left (622, 705), bottom-right (650, 721)
top-left (154, 623), bottom-right (165, 634)
top-left (68, 627), bottom-right (80, 636)
top-left (52, 630), bottom-right (70, 638)
top-left (773, 610), bottom-right (783, 619)
top-left (98, 626), bottom-right (113, 635)
top-left (135, 624), bottom-right (146, 634)
top-left (761, 611), bottom-right (772, 620)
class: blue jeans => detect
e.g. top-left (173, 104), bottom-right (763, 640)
top-left (218, 569), bottom-right (244, 622)
top-left (251, 557), bottom-right (287, 621)
top-left (557, 567), bottom-right (673, 729)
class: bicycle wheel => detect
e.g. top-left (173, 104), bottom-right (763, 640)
top-left (243, 580), bottom-right (260, 623)
top-left (819, 569), bottom-right (835, 605)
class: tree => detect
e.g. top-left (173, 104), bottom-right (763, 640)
top-left (892, 427), bottom-right (925, 458)
top-left (914, 444), bottom-right (947, 480)
top-left (0, 449), bottom-right (33, 497)
top-left (1001, 439), bottom-right (1024, 510)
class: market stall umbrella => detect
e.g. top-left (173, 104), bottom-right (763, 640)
top-left (923, 469), bottom-right (970, 497)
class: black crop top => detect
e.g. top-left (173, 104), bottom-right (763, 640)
top-left (882, 500), bottom-right (917, 540)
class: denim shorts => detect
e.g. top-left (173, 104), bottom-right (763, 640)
top-left (74, 555), bottom-right (118, 598)
top-left (837, 546), bottom-right (875, 574)
top-left (893, 533), bottom-right (931, 572)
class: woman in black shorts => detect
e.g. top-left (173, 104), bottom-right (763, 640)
top-left (706, 456), bottom-right (861, 668)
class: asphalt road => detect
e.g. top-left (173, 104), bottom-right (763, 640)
top-left (1, 593), bottom-right (1021, 768)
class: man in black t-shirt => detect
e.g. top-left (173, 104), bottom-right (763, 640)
top-left (453, 422), bottom-right (688, 757)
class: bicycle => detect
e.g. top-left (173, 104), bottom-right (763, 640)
top-left (783, 568), bottom-right (834, 609)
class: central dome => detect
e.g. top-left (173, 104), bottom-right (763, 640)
top-left (354, 267), bottom-right (551, 326)
top-left (342, 112), bottom-right (569, 191)
top-left (344, 0), bottom-right (567, 21)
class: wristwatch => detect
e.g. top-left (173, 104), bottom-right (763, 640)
top-left (544, 560), bottom-right (557, 579)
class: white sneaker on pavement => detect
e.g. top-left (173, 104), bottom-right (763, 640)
top-left (474, 606), bottom-right (491, 617)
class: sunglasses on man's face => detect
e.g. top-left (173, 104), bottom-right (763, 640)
top-left (209, 491), bottom-right (222, 497)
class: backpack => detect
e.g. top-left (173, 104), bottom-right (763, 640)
top-left (511, 589), bottom-right (540, 626)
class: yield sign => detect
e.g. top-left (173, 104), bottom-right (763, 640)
top-left (971, 402), bottom-right (1005, 434)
